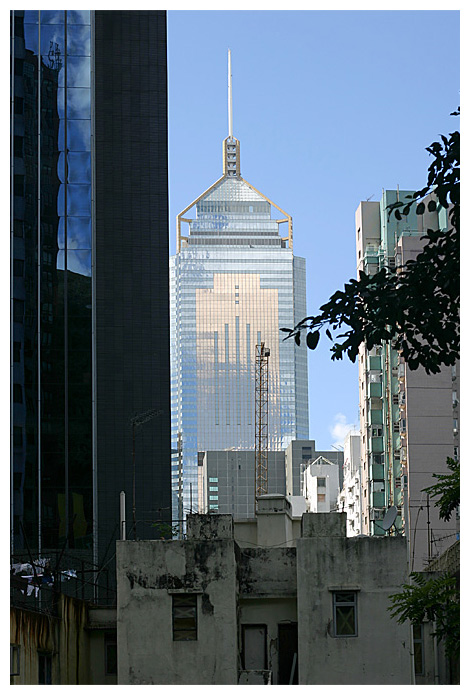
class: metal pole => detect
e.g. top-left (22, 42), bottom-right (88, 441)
top-left (132, 424), bottom-right (136, 539)
top-left (228, 49), bottom-right (233, 138)
top-left (120, 491), bottom-right (126, 541)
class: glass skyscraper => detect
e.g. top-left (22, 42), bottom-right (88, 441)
top-left (170, 132), bottom-right (309, 520)
top-left (11, 10), bottom-right (171, 577)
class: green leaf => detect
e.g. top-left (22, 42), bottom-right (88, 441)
top-left (306, 330), bottom-right (320, 350)
top-left (394, 209), bottom-right (402, 220)
top-left (416, 202), bottom-right (425, 215)
top-left (427, 199), bottom-right (437, 212)
top-left (294, 332), bottom-right (301, 346)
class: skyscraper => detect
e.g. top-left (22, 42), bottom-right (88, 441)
top-left (356, 190), bottom-right (459, 568)
top-left (170, 54), bottom-right (309, 520)
top-left (11, 10), bottom-right (171, 576)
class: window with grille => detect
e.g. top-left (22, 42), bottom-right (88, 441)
top-left (317, 477), bottom-right (326, 488)
top-left (333, 591), bottom-right (357, 637)
top-left (413, 624), bottom-right (424, 676)
top-left (172, 594), bottom-right (197, 641)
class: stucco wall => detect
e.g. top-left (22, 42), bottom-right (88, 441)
top-left (117, 534), bottom-right (238, 684)
top-left (297, 515), bottom-right (411, 684)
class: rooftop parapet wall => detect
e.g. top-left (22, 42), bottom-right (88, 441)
top-left (237, 547), bottom-right (297, 598)
top-left (186, 513), bottom-right (234, 540)
top-left (301, 511), bottom-right (347, 538)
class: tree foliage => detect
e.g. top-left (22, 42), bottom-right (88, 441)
top-left (388, 571), bottom-right (459, 658)
top-left (389, 457), bottom-right (460, 660)
top-left (283, 109), bottom-right (459, 374)
top-left (423, 457), bottom-right (460, 522)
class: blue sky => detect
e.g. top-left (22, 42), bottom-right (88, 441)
top-left (167, 9), bottom-right (460, 450)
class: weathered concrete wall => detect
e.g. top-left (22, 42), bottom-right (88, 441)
top-left (237, 547), bottom-right (297, 599)
top-left (10, 594), bottom-right (92, 685)
top-left (297, 514), bottom-right (411, 684)
top-left (117, 528), bottom-right (238, 684)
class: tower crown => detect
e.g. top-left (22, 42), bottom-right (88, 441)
top-left (223, 136), bottom-right (240, 177)
top-left (223, 49), bottom-right (240, 177)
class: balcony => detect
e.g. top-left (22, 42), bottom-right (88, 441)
top-left (370, 437), bottom-right (384, 453)
top-left (368, 382), bottom-right (382, 399)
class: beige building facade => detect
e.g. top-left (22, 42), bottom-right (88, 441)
top-left (355, 192), bottom-right (458, 568)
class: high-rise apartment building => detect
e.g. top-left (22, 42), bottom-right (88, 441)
top-left (11, 10), bottom-right (171, 574)
top-left (356, 191), bottom-right (459, 568)
top-left (170, 59), bottom-right (309, 520)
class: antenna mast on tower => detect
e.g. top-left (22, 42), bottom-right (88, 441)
top-left (228, 48), bottom-right (233, 138)
top-left (255, 343), bottom-right (270, 504)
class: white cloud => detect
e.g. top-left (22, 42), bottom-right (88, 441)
top-left (329, 413), bottom-right (357, 450)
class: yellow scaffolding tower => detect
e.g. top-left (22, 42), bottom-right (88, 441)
top-left (255, 343), bottom-right (270, 505)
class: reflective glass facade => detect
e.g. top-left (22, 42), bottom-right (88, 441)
top-left (11, 10), bottom-right (93, 554)
top-left (171, 138), bottom-right (308, 519)
top-left (11, 11), bottom-right (171, 568)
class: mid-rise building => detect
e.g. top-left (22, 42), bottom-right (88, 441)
top-left (337, 430), bottom-right (362, 536)
top-left (198, 440), bottom-right (342, 519)
top-left (11, 10), bottom-right (171, 576)
top-left (356, 191), bottom-right (459, 567)
top-left (303, 455), bottom-right (340, 513)
top-left (170, 59), bottom-right (309, 522)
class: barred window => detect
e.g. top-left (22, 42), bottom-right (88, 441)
top-left (333, 591), bottom-right (357, 637)
top-left (172, 594), bottom-right (197, 641)
top-left (413, 624), bottom-right (424, 676)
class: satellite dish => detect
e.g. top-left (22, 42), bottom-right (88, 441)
top-left (381, 506), bottom-right (398, 531)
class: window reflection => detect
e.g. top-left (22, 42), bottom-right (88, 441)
top-left (23, 24), bottom-right (39, 54)
top-left (67, 184), bottom-right (92, 216)
top-left (67, 217), bottom-right (92, 250)
top-left (67, 88), bottom-right (91, 119)
top-left (40, 10), bottom-right (65, 24)
top-left (40, 25), bottom-right (64, 59)
top-left (24, 10), bottom-right (39, 23)
top-left (60, 120), bottom-right (91, 151)
top-left (66, 25), bottom-right (91, 56)
top-left (69, 152), bottom-right (92, 183)
top-left (67, 10), bottom-right (91, 25)
top-left (67, 57), bottom-right (91, 88)
top-left (57, 250), bottom-right (92, 276)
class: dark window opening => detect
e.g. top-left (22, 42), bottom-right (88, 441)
top-left (105, 633), bottom-right (117, 675)
top-left (10, 644), bottom-right (20, 677)
top-left (38, 652), bottom-right (52, 685)
top-left (172, 594), bottom-right (197, 641)
top-left (13, 342), bottom-right (21, 362)
top-left (14, 259), bottom-right (24, 277)
top-left (14, 97), bottom-right (24, 115)
top-left (13, 384), bottom-right (23, 403)
top-left (13, 426), bottom-right (23, 448)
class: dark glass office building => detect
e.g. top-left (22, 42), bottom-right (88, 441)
top-left (11, 10), bottom-right (171, 576)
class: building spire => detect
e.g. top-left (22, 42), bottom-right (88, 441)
top-left (228, 48), bottom-right (233, 138)
top-left (223, 49), bottom-right (240, 177)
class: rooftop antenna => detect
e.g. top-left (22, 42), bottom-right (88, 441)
top-left (228, 49), bottom-right (233, 138)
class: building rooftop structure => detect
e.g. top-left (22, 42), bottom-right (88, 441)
top-left (117, 499), bottom-right (413, 685)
